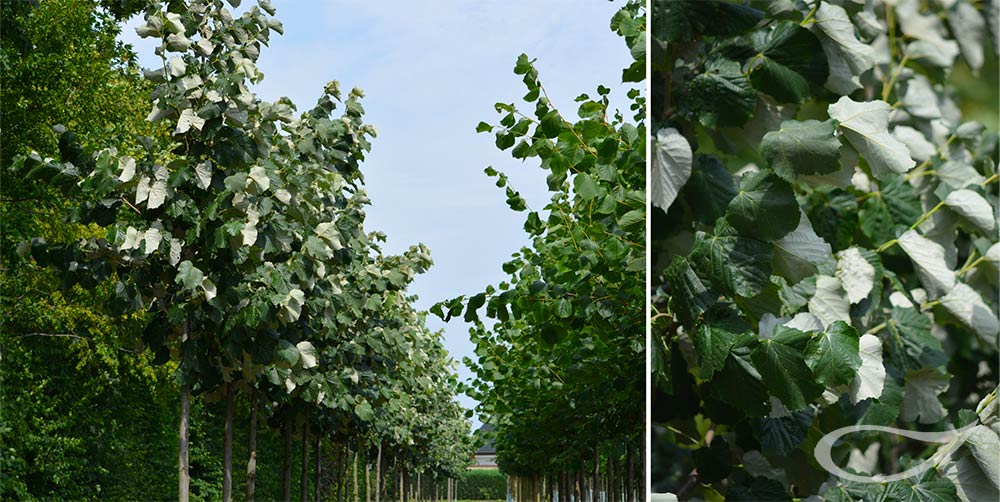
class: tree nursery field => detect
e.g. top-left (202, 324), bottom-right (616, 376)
top-left (651, 0), bottom-right (999, 501)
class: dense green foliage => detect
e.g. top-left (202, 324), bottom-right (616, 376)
top-left (651, 0), bottom-right (999, 500)
top-left (435, 1), bottom-right (646, 499)
top-left (454, 470), bottom-right (507, 501)
top-left (2, 0), bottom-right (472, 499)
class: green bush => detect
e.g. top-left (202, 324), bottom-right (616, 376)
top-left (456, 469), bottom-right (506, 501)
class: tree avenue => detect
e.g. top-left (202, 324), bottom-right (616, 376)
top-left (5, 0), bottom-right (471, 500)
top-left (433, 2), bottom-right (647, 501)
top-left (651, 0), bottom-right (999, 501)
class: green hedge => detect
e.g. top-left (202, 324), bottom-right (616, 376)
top-left (456, 469), bottom-right (506, 501)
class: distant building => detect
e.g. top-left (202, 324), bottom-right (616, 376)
top-left (470, 423), bottom-right (497, 469)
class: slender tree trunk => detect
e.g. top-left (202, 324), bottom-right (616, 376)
top-left (179, 382), bottom-right (190, 502)
top-left (366, 453), bottom-right (371, 502)
top-left (301, 417), bottom-right (310, 502)
top-left (577, 457), bottom-right (584, 502)
top-left (354, 449), bottom-right (360, 502)
top-left (639, 442), bottom-right (645, 502)
top-left (592, 447), bottom-right (599, 502)
top-left (339, 445), bottom-right (346, 502)
top-left (283, 415), bottom-right (293, 502)
top-left (375, 443), bottom-right (382, 502)
top-left (315, 435), bottom-right (322, 502)
top-left (626, 446), bottom-right (634, 502)
top-left (223, 383), bottom-right (234, 502)
top-left (247, 389), bottom-right (258, 502)
top-left (179, 320), bottom-right (191, 502)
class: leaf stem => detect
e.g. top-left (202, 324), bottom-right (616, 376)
top-left (910, 201), bottom-right (944, 230)
top-left (876, 238), bottom-right (898, 253)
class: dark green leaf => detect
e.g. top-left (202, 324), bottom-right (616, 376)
top-left (760, 119), bottom-right (841, 181)
top-left (726, 171), bottom-right (800, 241)
top-left (689, 57), bottom-right (758, 128)
top-left (751, 338), bottom-right (824, 410)
top-left (804, 321), bottom-right (861, 387)
top-left (691, 219), bottom-right (773, 297)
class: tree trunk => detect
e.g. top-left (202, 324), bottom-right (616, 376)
top-left (301, 416), bottom-right (310, 502)
top-left (592, 447), bottom-right (599, 502)
top-left (626, 446), bottom-right (634, 502)
top-left (315, 435), bottom-right (322, 502)
top-left (354, 449), bottom-right (360, 502)
top-left (283, 415), bottom-right (293, 502)
top-left (223, 383), bottom-right (234, 502)
top-left (375, 443), bottom-right (382, 502)
top-left (366, 453), bottom-right (371, 502)
top-left (247, 388), bottom-right (258, 502)
top-left (179, 382), bottom-right (190, 502)
top-left (178, 319), bottom-right (191, 502)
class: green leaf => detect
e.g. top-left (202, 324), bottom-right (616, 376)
top-left (689, 57), bottom-right (757, 128)
top-left (747, 22), bottom-right (828, 103)
top-left (828, 97), bottom-right (916, 180)
top-left (276, 339), bottom-right (300, 366)
top-left (691, 220), bottom-right (773, 298)
top-left (176, 260), bottom-right (204, 291)
top-left (901, 367), bottom-right (950, 424)
top-left (706, 341), bottom-right (771, 417)
top-left (683, 155), bottom-right (737, 225)
top-left (772, 209), bottom-right (835, 284)
top-left (750, 409), bottom-right (813, 456)
top-left (883, 469), bottom-right (958, 502)
top-left (694, 305), bottom-right (754, 379)
top-left (573, 173), bottom-right (600, 200)
top-left (354, 399), bottom-right (374, 422)
top-left (652, 127), bottom-right (692, 212)
top-left (726, 171), bottom-right (800, 242)
top-left (751, 337), bottom-right (824, 411)
top-left (760, 119), bottom-right (841, 181)
top-left (663, 256), bottom-right (717, 325)
top-left (804, 321), bottom-right (861, 388)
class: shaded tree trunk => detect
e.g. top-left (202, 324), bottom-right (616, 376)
top-left (301, 416), bottom-right (310, 502)
top-left (223, 383), bottom-right (234, 502)
top-left (179, 320), bottom-right (191, 502)
top-left (179, 382), bottom-right (190, 502)
top-left (354, 449), bottom-right (359, 502)
top-left (375, 443), bottom-right (382, 502)
top-left (366, 453), bottom-right (371, 502)
top-left (283, 415), bottom-right (293, 502)
top-left (247, 388), bottom-right (258, 502)
top-left (626, 446), bottom-right (634, 502)
top-left (315, 435), bottom-right (321, 502)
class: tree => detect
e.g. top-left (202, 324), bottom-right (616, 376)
top-left (436, 2), bottom-right (647, 500)
top-left (650, 0), bottom-right (999, 500)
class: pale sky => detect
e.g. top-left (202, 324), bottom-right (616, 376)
top-left (121, 0), bottom-right (636, 430)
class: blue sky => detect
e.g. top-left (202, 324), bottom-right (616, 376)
top-left (122, 1), bottom-right (635, 430)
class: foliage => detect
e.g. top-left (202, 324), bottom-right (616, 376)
top-left (3, 0), bottom-right (474, 498)
top-left (455, 469), bottom-right (507, 501)
top-left (651, 0), bottom-right (999, 500)
top-left (436, 0), bottom-right (646, 485)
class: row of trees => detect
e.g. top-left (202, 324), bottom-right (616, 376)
top-left (2, 0), bottom-right (472, 500)
top-left (434, 2), bottom-right (647, 501)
